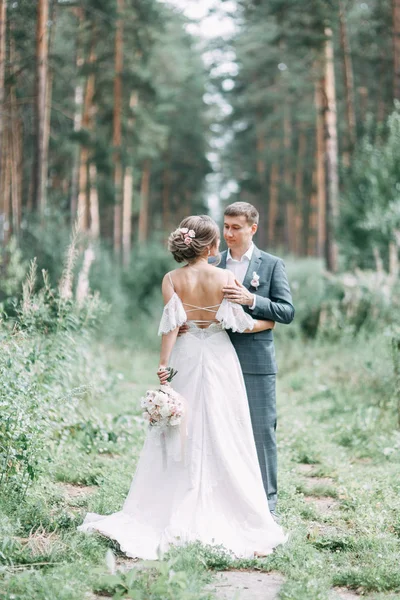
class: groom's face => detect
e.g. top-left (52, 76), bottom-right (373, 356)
top-left (223, 215), bottom-right (257, 251)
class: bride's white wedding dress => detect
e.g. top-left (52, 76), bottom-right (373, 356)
top-left (78, 286), bottom-right (287, 559)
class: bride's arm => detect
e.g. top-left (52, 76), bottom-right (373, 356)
top-left (158, 328), bottom-right (179, 383)
top-left (158, 274), bottom-right (180, 384)
top-left (246, 319), bottom-right (275, 333)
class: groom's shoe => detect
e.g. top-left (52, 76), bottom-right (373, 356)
top-left (270, 510), bottom-right (281, 524)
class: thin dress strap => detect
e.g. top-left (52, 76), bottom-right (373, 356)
top-left (167, 272), bottom-right (175, 290)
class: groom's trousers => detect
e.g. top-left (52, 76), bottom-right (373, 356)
top-left (243, 373), bottom-right (277, 512)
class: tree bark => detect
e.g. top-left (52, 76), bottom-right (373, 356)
top-left (9, 84), bottom-right (20, 235)
top-left (77, 29), bottom-right (96, 232)
top-left (162, 163), bottom-right (171, 234)
top-left (89, 163), bottom-right (100, 239)
top-left (268, 159), bottom-right (279, 247)
top-left (9, 28), bottom-right (21, 235)
top-left (41, 0), bottom-right (57, 214)
top-left (33, 0), bottom-right (49, 213)
top-left (308, 166), bottom-right (318, 256)
top-left (283, 106), bottom-right (295, 253)
top-left (256, 125), bottom-right (267, 248)
top-left (122, 165), bottom-right (133, 266)
top-left (2, 132), bottom-right (10, 244)
top-left (77, 148), bottom-right (89, 230)
top-left (295, 128), bottom-right (307, 255)
top-left (113, 0), bottom-right (124, 257)
top-left (138, 159), bottom-right (151, 244)
top-left (393, 0), bottom-right (400, 100)
top-left (0, 0), bottom-right (6, 181)
top-left (71, 7), bottom-right (84, 222)
top-left (121, 90), bottom-right (137, 264)
top-left (339, 0), bottom-right (356, 165)
top-left (358, 86), bottom-right (368, 121)
top-left (315, 76), bottom-right (326, 259)
top-left (323, 28), bottom-right (340, 273)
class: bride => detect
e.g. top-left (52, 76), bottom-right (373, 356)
top-left (78, 215), bottom-right (287, 559)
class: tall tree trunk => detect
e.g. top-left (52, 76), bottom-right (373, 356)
top-left (283, 106), bottom-right (295, 253)
top-left (339, 0), bottom-right (356, 165)
top-left (315, 76), bottom-right (326, 259)
top-left (295, 127), bottom-right (307, 255)
top-left (308, 167), bottom-right (318, 256)
top-left (41, 0), bottom-right (56, 213)
top-left (78, 28), bottom-right (96, 232)
top-left (71, 7), bottom-right (84, 222)
top-left (89, 163), bottom-right (99, 238)
top-left (323, 28), bottom-right (340, 273)
top-left (2, 133), bottom-right (10, 244)
top-left (256, 125), bottom-right (267, 248)
top-left (138, 159), bottom-right (151, 244)
top-left (0, 0), bottom-right (6, 181)
top-left (33, 0), bottom-right (49, 213)
top-left (393, 0), bottom-right (400, 99)
top-left (9, 26), bottom-right (20, 236)
top-left (113, 0), bottom-right (124, 257)
top-left (121, 90), bottom-right (137, 265)
top-left (122, 166), bottom-right (133, 266)
top-left (77, 150), bottom-right (88, 229)
top-left (162, 161), bottom-right (171, 234)
top-left (268, 159), bottom-right (279, 247)
top-left (377, 56), bottom-right (387, 122)
top-left (358, 86), bottom-right (369, 121)
top-left (9, 54), bottom-right (20, 236)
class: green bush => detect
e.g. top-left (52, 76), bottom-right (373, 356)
top-left (0, 238), bottom-right (107, 498)
top-left (284, 257), bottom-right (400, 340)
top-left (340, 105), bottom-right (400, 270)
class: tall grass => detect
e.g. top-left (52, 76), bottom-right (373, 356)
top-left (0, 233), bottom-right (107, 498)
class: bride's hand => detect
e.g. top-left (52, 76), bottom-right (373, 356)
top-left (157, 366), bottom-right (170, 385)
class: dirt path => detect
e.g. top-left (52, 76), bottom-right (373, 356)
top-left (206, 571), bottom-right (284, 600)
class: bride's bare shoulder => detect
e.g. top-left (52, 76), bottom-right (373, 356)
top-left (212, 266), bottom-right (233, 284)
top-left (161, 267), bottom-right (186, 286)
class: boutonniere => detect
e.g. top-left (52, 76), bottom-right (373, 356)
top-left (251, 271), bottom-right (260, 289)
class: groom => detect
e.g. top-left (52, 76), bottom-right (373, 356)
top-left (220, 202), bottom-right (294, 517)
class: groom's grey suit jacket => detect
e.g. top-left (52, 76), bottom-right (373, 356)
top-left (218, 246), bottom-right (295, 373)
top-left (218, 246), bottom-right (294, 510)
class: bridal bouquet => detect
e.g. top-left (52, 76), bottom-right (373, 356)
top-left (141, 368), bottom-right (185, 430)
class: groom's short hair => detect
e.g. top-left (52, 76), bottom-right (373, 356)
top-left (224, 202), bottom-right (259, 226)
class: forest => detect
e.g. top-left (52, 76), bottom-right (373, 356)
top-left (1, 1), bottom-right (400, 599)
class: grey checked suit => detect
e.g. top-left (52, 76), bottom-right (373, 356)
top-left (218, 246), bottom-right (294, 511)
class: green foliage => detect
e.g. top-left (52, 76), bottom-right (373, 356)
top-left (94, 548), bottom-right (211, 600)
top-left (341, 106), bottom-right (400, 269)
top-left (165, 542), bottom-right (234, 572)
top-left (0, 240), bottom-right (107, 498)
top-left (0, 238), bottom-right (28, 305)
top-left (284, 257), bottom-right (400, 340)
top-left (391, 326), bottom-right (400, 428)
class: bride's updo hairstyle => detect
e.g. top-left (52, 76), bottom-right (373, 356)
top-left (168, 215), bottom-right (220, 264)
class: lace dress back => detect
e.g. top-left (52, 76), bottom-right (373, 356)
top-left (157, 272), bottom-right (255, 336)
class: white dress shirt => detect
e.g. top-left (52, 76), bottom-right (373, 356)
top-left (226, 242), bottom-right (257, 310)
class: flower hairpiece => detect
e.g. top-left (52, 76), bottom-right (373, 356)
top-left (180, 228), bottom-right (196, 246)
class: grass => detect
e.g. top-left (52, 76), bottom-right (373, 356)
top-left (1, 327), bottom-right (400, 599)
